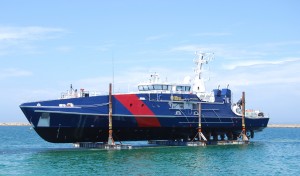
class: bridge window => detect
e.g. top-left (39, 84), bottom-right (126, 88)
top-left (138, 86), bottom-right (143, 91)
top-left (176, 86), bottom-right (183, 91)
top-left (163, 85), bottom-right (171, 90)
top-left (176, 86), bottom-right (191, 91)
top-left (139, 84), bottom-right (173, 91)
top-left (147, 85), bottom-right (154, 90)
top-left (154, 85), bottom-right (163, 90)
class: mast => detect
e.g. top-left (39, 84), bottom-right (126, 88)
top-left (192, 51), bottom-right (214, 94)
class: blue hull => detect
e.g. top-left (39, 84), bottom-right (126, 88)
top-left (20, 92), bottom-right (269, 143)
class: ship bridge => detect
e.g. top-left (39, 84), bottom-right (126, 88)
top-left (137, 73), bottom-right (191, 94)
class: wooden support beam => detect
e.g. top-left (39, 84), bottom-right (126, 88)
top-left (198, 102), bottom-right (207, 141)
top-left (241, 91), bottom-right (249, 141)
top-left (108, 83), bottom-right (115, 145)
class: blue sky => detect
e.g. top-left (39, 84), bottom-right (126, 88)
top-left (0, 1), bottom-right (299, 123)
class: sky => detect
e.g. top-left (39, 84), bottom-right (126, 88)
top-left (0, 0), bottom-right (299, 124)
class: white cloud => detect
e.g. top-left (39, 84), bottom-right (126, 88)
top-left (6, 87), bottom-right (60, 104)
top-left (71, 65), bottom-right (195, 94)
top-left (170, 45), bottom-right (200, 52)
top-left (193, 32), bottom-right (231, 37)
top-left (254, 41), bottom-right (300, 48)
top-left (223, 58), bottom-right (300, 70)
top-left (145, 34), bottom-right (171, 41)
top-left (0, 26), bottom-right (67, 56)
top-left (0, 68), bottom-right (32, 80)
top-left (56, 46), bottom-right (73, 52)
top-left (210, 57), bottom-right (300, 89)
top-left (169, 44), bottom-right (269, 60)
top-left (90, 42), bottom-right (115, 52)
top-left (0, 26), bottom-right (66, 41)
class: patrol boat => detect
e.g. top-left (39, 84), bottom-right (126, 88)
top-left (20, 52), bottom-right (269, 143)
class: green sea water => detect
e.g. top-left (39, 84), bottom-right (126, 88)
top-left (0, 127), bottom-right (299, 175)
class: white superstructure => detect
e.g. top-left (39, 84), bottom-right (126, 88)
top-left (137, 52), bottom-right (215, 102)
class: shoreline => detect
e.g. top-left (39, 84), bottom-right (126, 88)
top-left (267, 124), bottom-right (300, 128)
top-left (0, 122), bottom-right (31, 126)
top-left (0, 123), bottom-right (300, 128)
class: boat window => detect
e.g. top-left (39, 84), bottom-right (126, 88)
top-left (176, 86), bottom-right (183, 91)
top-left (143, 85), bottom-right (148, 90)
top-left (148, 85), bottom-right (154, 90)
top-left (154, 85), bottom-right (163, 90)
top-left (139, 84), bottom-right (174, 91)
top-left (163, 85), bottom-right (168, 90)
top-left (163, 85), bottom-right (172, 90)
top-left (171, 102), bottom-right (184, 109)
top-left (139, 85), bottom-right (148, 91)
top-left (176, 86), bottom-right (191, 91)
top-left (138, 86), bottom-right (143, 91)
top-left (193, 104), bottom-right (198, 110)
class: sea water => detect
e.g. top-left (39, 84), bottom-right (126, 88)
top-left (0, 127), bottom-right (299, 175)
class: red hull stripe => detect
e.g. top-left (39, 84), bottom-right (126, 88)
top-left (114, 94), bottom-right (161, 127)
